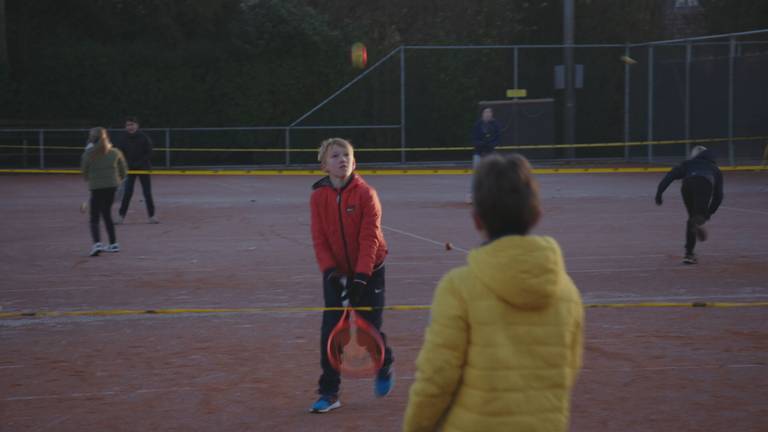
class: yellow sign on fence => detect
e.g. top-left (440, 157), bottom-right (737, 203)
top-left (506, 88), bottom-right (528, 98)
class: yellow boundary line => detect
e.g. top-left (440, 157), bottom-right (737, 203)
top-left (1, 302), bottom-right (767, 320)
top-left (0, 135), bottom-right (765, 153)
top-left (1, 166), bottom-right (765, 176)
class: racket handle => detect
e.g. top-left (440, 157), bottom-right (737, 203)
top-left (339, 276), bottom-right (350, 307)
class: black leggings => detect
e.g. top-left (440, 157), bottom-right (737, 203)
top-left (682, 176), bottom-right (713, 254)
top-left (119, 174), bottom-right (155, 217)
top-left (90, 187), bottom-right (117, 244)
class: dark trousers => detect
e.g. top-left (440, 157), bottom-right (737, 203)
top-left (89, 187), bottom-right (117, 244)
top-left (682, 176), bottom-right (713, 254)
top-left (119, 174), bottom-right (155, 217)
top-left (318, 265), bottom-right (394, 396)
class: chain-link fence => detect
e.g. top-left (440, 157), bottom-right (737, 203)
top-left (2, 30), bottom-right (767, 169)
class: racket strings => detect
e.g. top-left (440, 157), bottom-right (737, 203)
top-left (328, 312), bottom-right (385, 377)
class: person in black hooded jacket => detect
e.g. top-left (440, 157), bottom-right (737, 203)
top-left (655, 146), bottom-right (723, 264)
top-left (115, 117), bottom-right (158, 224)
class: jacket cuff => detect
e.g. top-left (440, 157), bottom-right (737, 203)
top-left (323, 268), bottom-right (337, 280)
top-left (353, 273), bottom-right (370, 285)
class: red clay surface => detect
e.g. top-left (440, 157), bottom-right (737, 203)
top-left (1, 172), bottom-right (767, 431)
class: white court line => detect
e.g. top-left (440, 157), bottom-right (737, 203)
top-left (569, 266), bottom-right (694, 274)
top-left (584, 293), bottom-right (768, 303)
top-left (568, 254), bottom-right (667, 260)
top-left (208, 179), bottom-right (253, 192)
top-left (3, 387), bottom-right (198, 401)
top-left (388, 363), bottom-right (766, 382)
top-left (581, 364), bottom-right (766, 372)
top-left (3, 383), bottom-right (269, 402)
top-left (721, 206), bottom-right (768, 216)
top-left (383, 225), bottom-right (470, 253)
top-left (592, 364), bottom-right (767, 371)
top-left (569, 251), bottom-right (768, 260)
top-left (0, 365), bottom-right (24, 369)
top-left (1, 286), bottom-right (100, 293)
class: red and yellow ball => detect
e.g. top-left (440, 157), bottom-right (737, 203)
top-left (351, 42), bottom-right (367, 69)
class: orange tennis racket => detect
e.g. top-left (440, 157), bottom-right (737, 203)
top-left (327, 284), bottom-right (385, 378)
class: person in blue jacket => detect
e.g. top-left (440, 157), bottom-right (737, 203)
top-left (467, 107), bottom-right (501, 203)
top-left (471, 107), bottom-right (501, 167)
top-left (656, 146), bottom-right (724, 264)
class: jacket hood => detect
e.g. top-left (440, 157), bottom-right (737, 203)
top-left (467, 235), bottom-right (565, 309)
top-left (312, 173), bottom-right (361, 191)
top-left (693, 149), bottom-right (717, 164)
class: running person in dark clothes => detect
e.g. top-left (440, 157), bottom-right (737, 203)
top-left (656, 146), bottom-right (724, 264)
top-left (81, 127), bottom-right (127, 256)
top-left (116, 117), bottom-right (158, 224)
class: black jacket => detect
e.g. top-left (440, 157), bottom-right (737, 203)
top-left (116, 131), bottom-right (153, 170)
top-left (471, 119), bottom-right (501, 156)
top-left (656, 149), bottom-right (724, 214)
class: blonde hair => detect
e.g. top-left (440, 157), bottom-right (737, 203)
top-left (88, 127), bottom-right (112, 160)
top-left (318, 138), bottom-right (354, 166)
top-left (690, 145), bottom-right (707, 158)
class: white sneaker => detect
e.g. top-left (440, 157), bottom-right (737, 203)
top-left (105, 243), bottom-right (120, 253)
top-left (89, 243), bottom-right (104, 257)
top-left (115, 215), bottom-right (124, 225)
top-left (148, 216), bottom-right (159, 224)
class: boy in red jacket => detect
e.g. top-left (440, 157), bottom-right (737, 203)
top-left (309, 138), bottom-right (394, 413)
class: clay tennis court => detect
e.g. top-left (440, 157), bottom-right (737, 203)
top-left (1, 171), bottom-right (767, 431)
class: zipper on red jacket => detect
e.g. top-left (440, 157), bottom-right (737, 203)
top-left (337, 189), bottom-right (354, 277)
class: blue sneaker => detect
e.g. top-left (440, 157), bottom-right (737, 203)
top-left (310, 395), bottom-right (341, 413)
top-left (374, 368), bottom-right (394, 398)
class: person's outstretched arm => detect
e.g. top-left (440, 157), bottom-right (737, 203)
top-left (655, 164), bottom-right (685, 205)
top-left (403, 272), bottom-right (467, 432)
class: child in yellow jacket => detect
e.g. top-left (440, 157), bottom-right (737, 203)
top-left (403, 153), bottom-right (584, 432)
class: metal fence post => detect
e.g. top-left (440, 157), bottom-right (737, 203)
top-left (728, 37), bottom-right (735, 166)
top-left (647, 45), bottom-right (654, 163)
top-left (38, 129), bottom-right (45, 169)
top-left (514, 46), bottom-right (521, 147)
top-left (624, 44), bottom-right (630, 161)
top-left (684, 42), bottom-right (692, 157)
top-left (165, 128), bottom-right (171, 168)
top-left (563, 0), bottom-right (576, 159)
top-left (400, 46), bottom-right (406, 164)
top-left (22, 139), bottom-right (28, 168)
top-left (285, 127), bottom-right (291, 165)
top-left (513, 46), bottom-right (519, 90)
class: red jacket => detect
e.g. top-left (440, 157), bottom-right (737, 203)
top-left (310, 174), bottom-right (388, 278)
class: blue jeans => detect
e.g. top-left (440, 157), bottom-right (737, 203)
top-left (318, 265), bottom-right (394, 396)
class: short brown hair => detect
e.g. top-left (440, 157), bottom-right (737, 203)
top-left (318, 137), bottom-right (354, 165)
top-left (472, 153), bottom-right (541, 237)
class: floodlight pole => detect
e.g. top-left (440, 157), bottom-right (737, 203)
top-left (563, 0), bottom-right (576, 158)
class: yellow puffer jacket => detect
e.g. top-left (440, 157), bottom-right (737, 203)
top-left (403, 235), bottom-right (583, 432)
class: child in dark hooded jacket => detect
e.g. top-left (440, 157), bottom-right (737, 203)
top-left (656, 146), bottom-right (724, 264)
